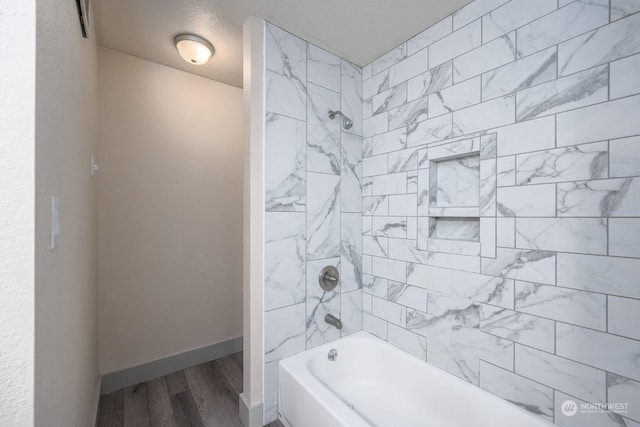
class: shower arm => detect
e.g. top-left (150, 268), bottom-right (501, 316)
top-left (328, 110), bottom-right (353, 129)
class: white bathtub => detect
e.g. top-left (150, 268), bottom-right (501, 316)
top-left (278, 331), bottom-right (555, 427)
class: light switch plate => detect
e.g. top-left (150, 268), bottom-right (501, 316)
top-left (50, 196), bottom-right (60, 250)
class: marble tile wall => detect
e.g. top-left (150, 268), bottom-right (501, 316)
top-left (361, 1), bottom-right (640, 426)
top-left (262, 22), bottom-right (363, 424)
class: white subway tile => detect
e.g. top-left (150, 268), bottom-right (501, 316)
top-left (480, 218), bottom-right (496, 258)
top-left (387, 282), bottom-right (428, 311)
top-left (515, 345), bottom-right (606, 403)
top-left (450, 327), bottom-right (514, 371)
top-left (452, 94), bottom-right (515, 136)
top-left (387, 323), bottom-right (427, 360)
top-left (429, 136), bottom-right (480, 160)
top-left (612, 0), bottom-right (640, 21)
top-left (265, 114), bottom-right (306, 212)
top-left (453, 0), bottom-right (510, 31)
top-left (372, 127), bottom-right (407, 155)
top-left (341, 290), bottom-right (362, 336)
top-left (388, 147), bottom-right (419, 173)
top-left (479, 361), bottom-right (554, 422)
top-left (481, 247), bottom-right (556, 285)
top-left (341, 61), bottom-right (362, 137)
top-left (427, 252), bottom-right (481, 273)
top-left (609, 296), bottom-right (640, 341)
top-left (611, 136), bottom-right (640, 178)
top-left (371, 216), bottom-right (407, 237)
top-left (611, 53), bottom-right (640, 99)
top-left (557, 323), bottom-right (640, 382)
top-left (558, 95), bottom-right (640, 147)
top-left (453, 32), bottom-right (516, 83)
top-left (362, 274), bottom-right (388, 298)
top-left (363, 312), bottom-right (387, 339)
top-left (371, 257), bottom-right (407, 283)
top-left (307, 44), bottom-right (341, 92)
top-left (372, 44), bottom-right (407, 75)
top-left (341, 212), bottom-right (362, 292)
top-left (479, 304), bottom-right (556, 352)
top-left (430, 19), bottom-right (482, 68)
top-left (427, 238), bottom-right (481, 256)
top-left (557, 177), bottom-right (640, 217)
top-left (407, 15), bottom-right (452, 54)
top-left (495, 116), bottom-right (555, 156)
top-left (363, 111), bottom-right (389, 138)
top-left (406, 114), bottom-right (453, 147)
top-left (363, 235), bottom-right (388, 257)
top-left (362, 63), bottom-right (372, 80)
top-left (362, 154), bottom-right (387, 177)
top-left (610, 218), bottom-right (640, 258)
top-left (428, 76), bottom-right (482, 117)
top-left (371, 296), bottom-right (407, 326)
top-left (388, 48), bottom-right (429, 87)
top-left (558, 12), bottom-right (640, 76)
top-left (407, 61), bottom-right (453, 102)
top-left (363, 196), bottom-right (388, 216)
top-left (265, 303), bottom-right (306, 362)
top-left (608, 373), bottom-right (640, 423)
top-left (307, 173), bottom-right (340, 260)
top-left (516, 218), bottom-right (608, 255)
top-left (363, 70), bottom-right (389, 100)
top-left (515, 281), bottom-right (607, 330)
top-left (388, 194), bottom-right (417, 216)
top-left (516, 141), bottom-right (608, 185)
top-left (372, 172), bottom-right (407, 195)
top-left (372, 82), bottom-right (407, 116)
top-left (362, 254), bottom-right (372, 274)
top-left (480, 158), bottom-right (497, 217)
top-left (265, 212), bottom-right (306, 310)
top-left (496, 156), bottom-right (516, 187)
top-left (516, 65), bottom-right (608, 122)
top-left (408, 263), bottom-right (515, 308)
top-left (482, 0), bottom-right (557, 42)
top-left (406, 217), bottom-right (417, 239)
top-left (557, 253), bottom-right (640, 299)
top-left (388, 97), bottom-right (430, 130)
top-left (496, 217), bottom-right (515, 248)
top-left (497, 184), bottom-right (556, 217)
top-left (516, 0), bottom-right (609, 58)
top-left (482, 46), bottom-right (557, 101)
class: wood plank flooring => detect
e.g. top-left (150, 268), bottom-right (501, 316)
top-left (97, 352), bottom-right (285, 427)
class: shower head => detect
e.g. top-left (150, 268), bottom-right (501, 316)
top-left (328, 110), bottom-right (353, 130)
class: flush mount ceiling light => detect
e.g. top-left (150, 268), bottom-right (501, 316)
top-left (174, 34), bottom-right (214, 65)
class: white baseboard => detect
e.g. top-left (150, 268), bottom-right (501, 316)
top-left (239, 392), bottom-right (263, 427)
top-left (100, 336), bottom-right (243, 394)
top-left (92, 376), bottom-right (102, 426)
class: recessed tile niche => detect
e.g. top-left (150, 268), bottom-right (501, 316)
top-left (428, 138), bottom-right (481, 243)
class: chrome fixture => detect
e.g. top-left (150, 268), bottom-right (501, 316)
top-left (319, 265), bottom-right (339, 291)
top-left (328, 349), bottom-right (338, 361)
top-left (325, 314), bottom-right (343, 330)
top-left (328, 110), bottom-right (353, 129)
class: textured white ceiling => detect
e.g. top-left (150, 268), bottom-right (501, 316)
top-left (94, 0), bottom-right (473, 88)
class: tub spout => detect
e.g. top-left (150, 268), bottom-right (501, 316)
top-left (325, 314), bottom-right (343, 330)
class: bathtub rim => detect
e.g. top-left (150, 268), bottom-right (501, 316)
top-left (278, 330), bottom-right (557, 427)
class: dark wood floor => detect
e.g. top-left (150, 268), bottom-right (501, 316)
top-left (97, 352), bottom-right (284, 427)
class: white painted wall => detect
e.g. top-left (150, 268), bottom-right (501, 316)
top-left (98, 47), bottom-right (244, 374)
top-left (34, 0), bottom-right (100, 425)
top-left (0, 1), bottom-right (36, 425)
top-left (241, 16), bottom-right (265, 427)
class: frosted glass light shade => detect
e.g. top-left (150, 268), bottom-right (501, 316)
top-left (174, 34), bottom-right (214, 65)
